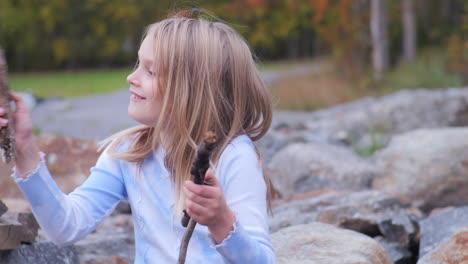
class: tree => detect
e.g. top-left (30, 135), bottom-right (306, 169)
top-left (402, 0), bottom-right (417, 61)
top-left (370, 0), bottom-right (389, 81)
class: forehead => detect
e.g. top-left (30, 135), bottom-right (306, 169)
top-left (138, 36), bottom-right (155, 61)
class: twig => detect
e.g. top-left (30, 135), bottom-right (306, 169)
top-left (177, 131), bottom-right (218, 264)
top-left (0, 49), bottom-right (16, 163)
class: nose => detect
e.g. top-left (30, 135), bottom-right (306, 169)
top-left (127, 70), bottom-right (140, 86)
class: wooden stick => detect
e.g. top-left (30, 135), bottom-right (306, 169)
top-left (0, 49), bottom-right (16, 163)
top-left (177, 131), bottom-right (218, 264)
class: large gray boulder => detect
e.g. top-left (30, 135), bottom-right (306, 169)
top-left (417, 227), bottom-right (468, 264)
top-left (273, 88), bottom-right (468, 147)
top-left (372, 128), bottom-right (468, 211)
top-left (271, 222), bottom-right (393, 264)
top-left (0, 241), bottom-right (78, 264)
top-left (418, 206), bottom-right (468, 258)
top-left (0, 231), bottom-right (134, 264)
top-left (270, 190), bottom-right (406, 233)
top-left (268, 143), bottom-right (376, 198)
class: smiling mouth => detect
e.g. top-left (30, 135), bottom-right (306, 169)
top-left (130, 91), bottom-right (146, 100)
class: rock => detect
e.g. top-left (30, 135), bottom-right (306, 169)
top-left (110, 201), bottom-right (132, 216)
top-left (95, 214), bottom-right (133, 234)
top-left (74, 231), bottom-right (135, 264)
top-left (372, 128), bottom-right (468, 211)
top-left (375, 236), bottom-right (414, 264)
top-left (417, 227), bottom-right (468, 264)
top-left (271, 222), bottom-right (393, 264)
top-left (270, 190), bottom-right (417, 234)
top-left (268, 143), bottom-right (376, 198)
top-left (36, 135), bottom-right (100, 194)
top-left (377, 213), bottom-right (418, 247)
top-left (1, 198), bottom-right (31, 213)
top-left (0, 241), bottom-right (78, 264)
top-left (0, 218), bottom-right (23, 250)
top-left (418, 206), bottom-right (468, 258)
top-left (0, 200), bottom-right (7, 217)
top-left (305, 88), bottom-right (468, 143)
top-left (3, 227), bottom-right (136, 264)
top-left (83, 256), bottom-right (128, 264)
top-left (0, 135), bottom-right (100, 202)
top-left (16, 213), bottom-right (40, 243)
top-left (0, 212), bottom-right (39, 250)
top-left (254, 130), bottom-right (288, 164)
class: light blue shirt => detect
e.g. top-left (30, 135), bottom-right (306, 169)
top-left (12, 135), bottom-right (275, 263)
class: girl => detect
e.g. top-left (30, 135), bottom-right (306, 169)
top-left (3, 10), bottom-right (275, 264)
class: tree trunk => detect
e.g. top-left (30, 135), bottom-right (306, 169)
top-left (287, 36), bottom-right (300, 60)
top-left (402, 0), bottom-right (417, 61)
top-left (370, 0), bottom-right (389, 81)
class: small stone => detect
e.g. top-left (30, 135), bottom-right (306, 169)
top-left (0, 200), bottom-right (7, 217)
top-left (375, 236), bottom-right (414, 264)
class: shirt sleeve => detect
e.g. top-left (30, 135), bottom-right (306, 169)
top-left (11, 148), bottom-right (127, 247)
top-left (209, 138), bottom-right (276, 263)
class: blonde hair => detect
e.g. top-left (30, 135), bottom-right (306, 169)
top-left (100, 10), bottom-right (273, 216)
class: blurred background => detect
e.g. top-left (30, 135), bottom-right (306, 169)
top-left (0, 2), bottom-right (468, 263)
top-left (0, 0), bottom-right (466, 110)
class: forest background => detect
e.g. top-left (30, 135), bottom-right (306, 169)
top-left (0, 0), bottom-right (466, 110)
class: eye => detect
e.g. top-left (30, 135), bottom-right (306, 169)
top-left (147, 69), bottom-right (154, 76)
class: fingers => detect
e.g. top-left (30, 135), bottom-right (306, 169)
top-left (184, 174), bottom-right (225, 226)
top-left (0, 117), bottom-right (8, 127)
top-left (184, 180), bottom-right (221, 199)
top-left (184, 199), bottom-right (207, 218)
top-left (0, 92), bottom-right (20, 117)
top-left (0, 108), bottom-right (8, 126)
top-left (8, 92), bottom-right (28, 113)
top-left (184, 194), bottom-right (218, 226)
top-left (9, 92), bottom-right (23, 103)
top-left (184, 184), bottom-right (212, 206)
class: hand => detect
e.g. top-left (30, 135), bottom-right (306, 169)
top-left (0, 92), bottom-right (40, 177)
top-left (183, 169), bottom-right (235, 243)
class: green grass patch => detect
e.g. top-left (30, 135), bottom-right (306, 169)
top-left (9, 68), bottom-right (132, 98)
top-left (381, 48), bottom-right (464, 91)
top-left (257, 59), bottom-right (317, 72)
top-left (8, 61), bottom-right (312, 98)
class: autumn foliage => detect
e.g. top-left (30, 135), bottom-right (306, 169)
top-left (0, 0), bottom-right (465, 77)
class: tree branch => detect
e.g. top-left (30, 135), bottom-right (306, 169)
top-left (178, 131), bottom-right (218, 264)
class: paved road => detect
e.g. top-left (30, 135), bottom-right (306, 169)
top-left (30, 66), bottom-right (319, 140)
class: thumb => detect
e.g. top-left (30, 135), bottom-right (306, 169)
top-left (9, 92), bottom-right (27, 112)
top-left (9, 92), bottom-right (24, 103)
top-left (204, 168), bottom-right (219, 187)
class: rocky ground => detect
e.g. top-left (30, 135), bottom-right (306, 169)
top-left (0, 70), bottom-right (467, 263)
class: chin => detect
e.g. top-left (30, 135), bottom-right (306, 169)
top-left (128, 109), bottom-right (158, 127)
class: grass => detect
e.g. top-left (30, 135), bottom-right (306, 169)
top-left (8, 61), bottom-right (308, 98)
top-left (8, 47), bottom-right (464, 101)
top-left (381, 48), bottom-right (464, 91)
top-left (9, 68), bottom-right (132, 98)
top-left (353, 127), bottom-right (388, 157)
top-left (269, 47), bottom-right (465, 111)
top-left (257, 59), bottom-right (317, 72)
top-left (269, 62), bottom-right (374, 111)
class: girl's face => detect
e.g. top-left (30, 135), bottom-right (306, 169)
top-left (127, 36), bottom-right (162, 126)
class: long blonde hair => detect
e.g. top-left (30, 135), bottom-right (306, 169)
top-left (100, 10), bottom-right (273, 215)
